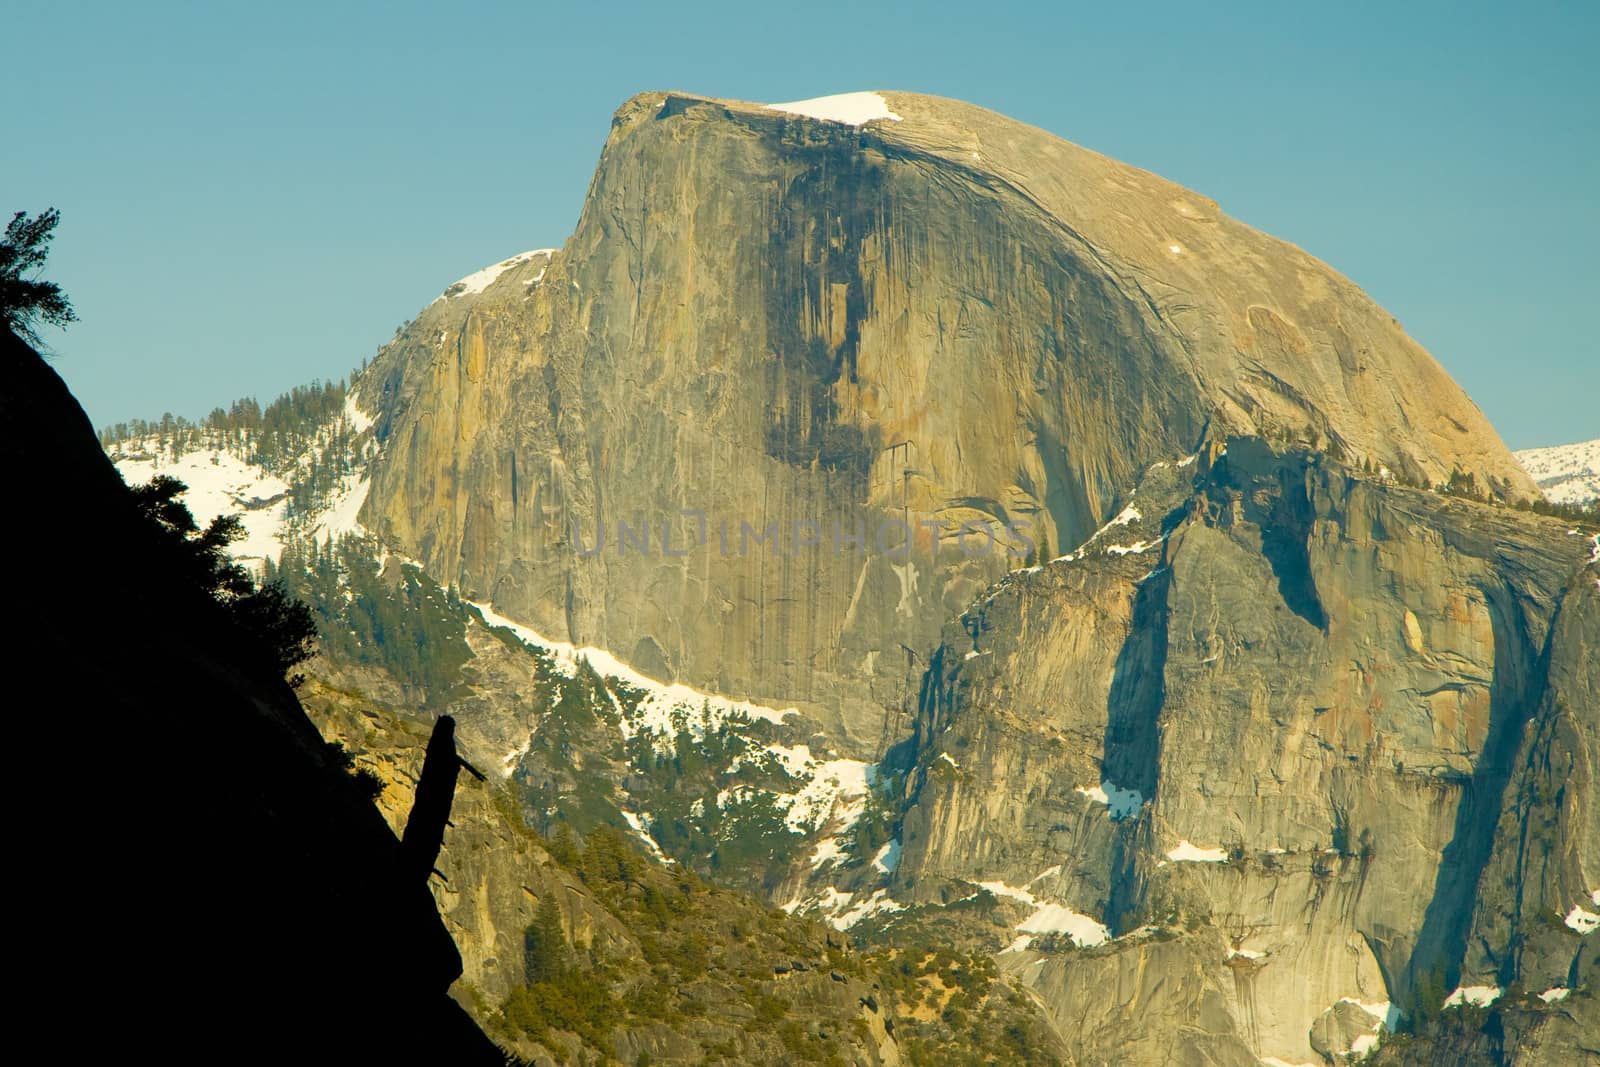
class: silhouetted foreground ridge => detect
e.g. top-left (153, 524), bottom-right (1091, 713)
top-left (3, 326), bottom-right (511, 1063)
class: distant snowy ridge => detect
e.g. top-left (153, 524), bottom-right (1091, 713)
top-left (106, 395), bottom-right (376, 571)
top-left (112, 445), bottom-right (291, 568)
top-left (1514, 437), bottom-right (1600, 505)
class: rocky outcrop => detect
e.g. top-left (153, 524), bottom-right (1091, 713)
top-left (355, 90), bottom-right (1537, 752)
top-left (306, 679), bottom-right (639, 1007)
top-left (301, 671), bottom-right (1062, 1066)
top-left (892, 440), bottom-right (1599, 1064)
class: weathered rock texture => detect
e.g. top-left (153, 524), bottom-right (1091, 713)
top-left (302, 669), bottom-right (1061, 1067)
top-left (321, 89), bottom-right (1598, 1062)
top-left (356, 90), bottom-right (1537, 751)
top-left (896, 440), bottom-right (1599, 1064)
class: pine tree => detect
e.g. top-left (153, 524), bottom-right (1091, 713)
top-left (523, 897), bottom-right (569, 984)
top-left (1, 208), bottom-right (77, 344)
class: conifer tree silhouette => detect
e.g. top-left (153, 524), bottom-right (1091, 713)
top-left (1, 208), bottom-right (77, 345)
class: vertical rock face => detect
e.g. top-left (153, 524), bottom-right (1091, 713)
top-left (357, 90), bottom-right (1536, 747)
top-left (334, 88), bottom-right (1594, 1061)
top-left (896, 441), bottom-right (1599, 1064)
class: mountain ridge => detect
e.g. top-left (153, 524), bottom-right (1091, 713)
top-left (1513, 438), bottom-right (1600, 506)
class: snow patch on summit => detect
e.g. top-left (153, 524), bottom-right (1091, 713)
top-left (765, 92), bottom-right (902, 126)
top-left (438, 248), bottom-right (556, 301)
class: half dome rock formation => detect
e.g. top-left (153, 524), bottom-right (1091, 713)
top-left (357, 89), bottom-right (1538, 747)
top-left (88, 89), bottom-right (1596, 1064)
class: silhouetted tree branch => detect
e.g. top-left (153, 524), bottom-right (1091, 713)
top-left (1, 208), bottom-right (78, 344)
top-left (131, 474), bottom-right (318, 684)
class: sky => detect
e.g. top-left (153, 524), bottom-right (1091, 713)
top-left (5, 0), bottom-right (1596, 449)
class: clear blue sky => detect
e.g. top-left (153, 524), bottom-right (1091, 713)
top-left (5, 0), bottom-right (1595, 448)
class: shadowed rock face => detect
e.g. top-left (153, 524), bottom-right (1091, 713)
top-left (355, 90), bottom-right (1537, 749)
top-left (896, 441), bottom-right (1599, 1064)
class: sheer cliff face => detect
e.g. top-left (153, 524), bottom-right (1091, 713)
top-left (898, 441), bottom-right (1598, 1064)
top-left (357, 90), bottom-right (1535, 744)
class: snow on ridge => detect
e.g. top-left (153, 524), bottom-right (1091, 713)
top-left (830, 889), bottom-right (905, 929)
top-left (1017, 903), bottom-right (1110, 946)
top-left (765, 91), bottom-right (902, 126)
top-left (1514, 437), bottom-right (1600, 505)
top-left (974, 880), bottom-right (1036, 905)
top-left (309, 473), bottom-right (370, 542)
top-left (467, 599), bottom-right (880, 835)
top-left (1539, 987), bottom-right (1570, 1003)
top-left (438, 248), bottom-right (557, 301)
top-left (1048, 485), bottom-right (1169, 566)
top-left (872, 839), bottom-right (902, 874)
top-left (771, 746), bottom-right (874, 833)
top-left (1337, 997), bottom-right (1402, 1031)
top-left (113, 444), bottom-right (291, 568)
top-left (109, 388), bottom-right (379, 572)
top-left (467, 599), bottom-right (798, 739)
top-left (808, 837), bottom-right (846, 870)
top-left (973, 878), bottom-right (1109, 947)
top-left (1166, 840), bottom-right (1228, 863)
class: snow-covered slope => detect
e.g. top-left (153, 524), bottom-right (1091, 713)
top-left (434, 248), bottom-right (556, 303)
top-left (105, 394), bottom-right (376, 571)
top-left (111, 445), bottom-right (291, 568)
top-left (469, 596), bottom-right (886, 904)
top-left (1515, 437), bottom-right (1600, 505)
